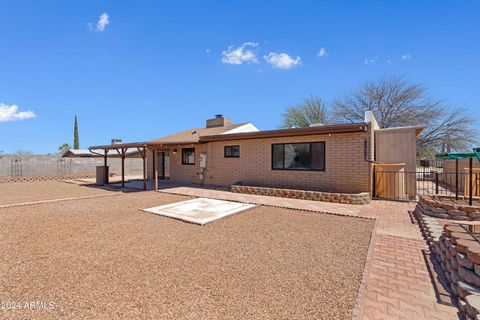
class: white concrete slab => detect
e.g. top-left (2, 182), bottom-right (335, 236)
top-left (141, 198), bottom-right (256, 225)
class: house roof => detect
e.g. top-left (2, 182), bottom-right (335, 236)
top-left (62, 149), bottom-right (106, 157)
top-left (200, 122), bottom-right (369, 142)
top-left (89, 122), bottom-right (370, 150)
top-left (89, 123), bottom-right (253, 150)
top-left (150, 123), bottom-right (248, 145)
top-left (375, 126), bottom-right (424, 137)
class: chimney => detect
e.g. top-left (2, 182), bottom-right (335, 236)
top-left (206, 114), bottom-right (232, 128)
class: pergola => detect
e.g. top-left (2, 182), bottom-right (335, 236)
top-left (89, 141), bottom-right (192, 191)
top-left (89, 142), bottom-right (149, 190)
top-left (436, 147), bottom-right (480, 205)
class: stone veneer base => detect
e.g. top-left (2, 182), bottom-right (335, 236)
top-left (230, 184), bottom-right (371, 205)
top-left (416, 194), bottom-right (480, 221)
top-left (0, 174), bottom-right (96, 184)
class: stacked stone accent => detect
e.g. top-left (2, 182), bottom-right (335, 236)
top-left (433, 223), bottom-right (480, 319)
top-left (0, 174), bottom-right (95, 184)
top-left (416, 195), bottom-right (480, 221)
top-left (230, 184), bottom-right (371, 205)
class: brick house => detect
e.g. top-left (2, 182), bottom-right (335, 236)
top-left (91, 113), bottom-right (421, 198)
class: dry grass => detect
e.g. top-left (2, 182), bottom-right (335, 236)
top-left (0, 182), bottom-right (373, 319)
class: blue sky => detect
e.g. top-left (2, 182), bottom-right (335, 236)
top-left (0, 0), bottom-right (479, 153)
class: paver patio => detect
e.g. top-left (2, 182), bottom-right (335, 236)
top-left (357, 201), bottom-right (459, 320)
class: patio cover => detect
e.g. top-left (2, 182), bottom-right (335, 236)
top-left (435, 148), bottom-right (480, 161)
top-left (435, 147), bottom-right (480, 206)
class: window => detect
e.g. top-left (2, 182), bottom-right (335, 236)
top-left (271, 142), bottom-right (325, 171)
top-left (182, 148), bottom-right (195, 165)
top-left (224, 145), bottom-right (240, 158)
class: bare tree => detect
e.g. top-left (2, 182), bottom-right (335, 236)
top-left (282, 96), bottom-right (328, 128)
top-left (332, 76), bottom-right (478, 154)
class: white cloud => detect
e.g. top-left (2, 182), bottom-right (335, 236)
top-left (88, 12), bottom-right (109, 32)
top-left (0, 103), bottom-right (36, 122)
top-left (205, 48), bottom-right (211, 54)
top-left (264, 52), bottom-right (301, 69)
top-left (401, 53), bottom-right (411, 60)
top-left (364, 56), bottom-right (378, 65)
top-left (318, 47), bottom-right (328, 57)
top-left (221, 42), bottom-right (259, 64)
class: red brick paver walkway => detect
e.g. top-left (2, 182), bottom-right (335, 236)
top-left (358, 201), bottom-right (459, 320)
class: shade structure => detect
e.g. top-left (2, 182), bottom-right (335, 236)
top-left (435, 148), bottom-right (480, 206)
top-left (435, 147), bottom-right (480, 161)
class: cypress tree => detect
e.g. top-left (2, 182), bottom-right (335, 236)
top-left (73, 115), bottom-right (79, 149)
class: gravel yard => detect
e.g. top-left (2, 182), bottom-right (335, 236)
top-left (0, 182), bottom-right (374, 319)
top-left (0, 180), bottom-right (115, 205)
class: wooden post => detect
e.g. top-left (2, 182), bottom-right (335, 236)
top-left (121, 148), bottom-right (126, 187)
top-left (104, 149), bottom-right (109, 184)
top-left (372, 167), bottom-right (376, 198)
top-left (455, 159), bottom-right (459, 200)
top-left (143, 147), bottom-right (147, 191)
top-left (470, 157), bottom-right (473, 206)
top-left (153, 149), bottom-right (158, 191)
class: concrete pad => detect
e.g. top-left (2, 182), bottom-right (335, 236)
top-left (141, 198), bottom-right (256, 225)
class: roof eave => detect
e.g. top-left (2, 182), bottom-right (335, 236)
top-left (200, 123), bottom-right (368, 142)
top-left (88, 142), bottom-right (149, 150)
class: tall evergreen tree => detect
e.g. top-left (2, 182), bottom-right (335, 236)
top-left (73, 115), bottom-right (79, 149)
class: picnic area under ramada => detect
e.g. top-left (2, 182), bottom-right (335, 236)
top-left (0, 180), bottom-right (373, 319)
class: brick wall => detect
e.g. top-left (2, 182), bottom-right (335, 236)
top-left (148, 131), bottom-right (371, 194)
top-left (203, 131), bottom-right (370, 193)
top-left (170, 145), bottom-right (203, 184)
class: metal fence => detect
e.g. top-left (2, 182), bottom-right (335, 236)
top-left (373, 170), bottom-right (480, 201)
top-left (417, 159), bottom-right (444, 169)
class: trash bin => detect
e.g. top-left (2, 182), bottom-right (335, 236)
top-left (96, 166), bottom-right (109, 186)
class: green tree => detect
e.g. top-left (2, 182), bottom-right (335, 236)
top-left (73, 115), bottom-right (79, 149)
top-left (58, 143), bottom-right (71, 154)
top-left (281, 96), bottom-right (328, 128)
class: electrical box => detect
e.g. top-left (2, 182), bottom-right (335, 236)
top-left (200, 153), bottom-right (207, 169)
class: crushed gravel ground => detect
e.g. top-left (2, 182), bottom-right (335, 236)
top-left (0, 180), bottom-right (115, 205)
top-left (0, 184), bottom-right (374, 320)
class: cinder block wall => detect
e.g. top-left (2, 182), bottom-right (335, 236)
top-left (0, 155), bottom-right (143, 177)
